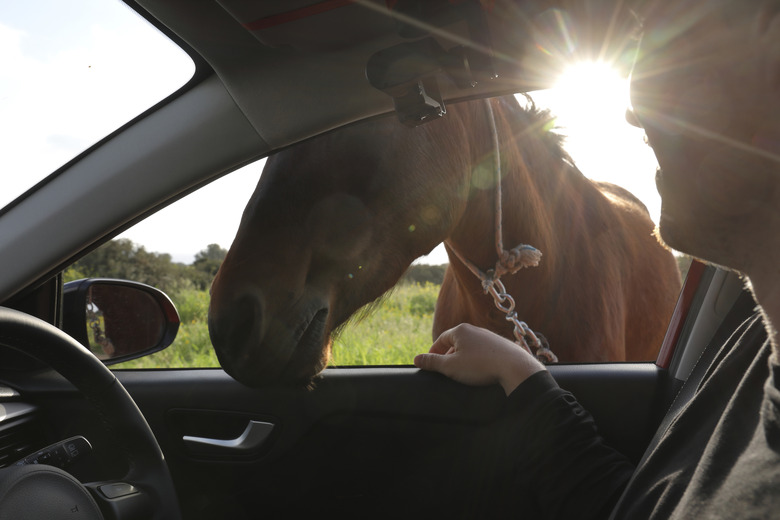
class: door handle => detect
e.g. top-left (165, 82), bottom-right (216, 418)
top-left (182, 420), bottom-right (274, 454)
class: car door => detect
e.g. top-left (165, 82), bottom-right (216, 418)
top-left (2, 260), bottom-right (752, 519)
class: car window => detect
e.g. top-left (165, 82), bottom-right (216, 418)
top-left (27, 4), bottom-right (684, 370)
top-left (64, 63), bottom-right (688, 370)
top-left (0, 0), bottom-right (194, 210)
top-left (64, 164), bottom-right (266, 369)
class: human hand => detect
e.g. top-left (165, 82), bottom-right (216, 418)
top-left (414, 323), bottom-right (546, 396)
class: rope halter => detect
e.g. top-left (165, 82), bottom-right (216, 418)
top-left (448, 98), bottom-right (558, 363)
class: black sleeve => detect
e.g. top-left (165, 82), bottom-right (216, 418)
top-left (491, 371), bottom-right (634, 519)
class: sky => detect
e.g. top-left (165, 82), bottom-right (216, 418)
top-left (1, 1), bottom-right (661, 266)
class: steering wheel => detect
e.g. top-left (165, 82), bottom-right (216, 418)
top-left (0, 307), bottom-right (181, 520)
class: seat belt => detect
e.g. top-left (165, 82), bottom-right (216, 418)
top-left (637, 289), bottom-right (757, 468)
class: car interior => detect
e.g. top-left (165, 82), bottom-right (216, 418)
top-left (0, 1), bottom-right (760, 518)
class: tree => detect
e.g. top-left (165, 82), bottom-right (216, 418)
top-left (193, 244), bottom-right (227, 278)
top-left (65, 240), bottom-right (229, 292)
top-left (400, 264), bottom-right (448, 285)
top-left (67, 239), bottom-right (189, 292)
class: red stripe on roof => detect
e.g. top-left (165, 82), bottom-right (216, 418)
top-left (242, 0), bottom-right (359, 31)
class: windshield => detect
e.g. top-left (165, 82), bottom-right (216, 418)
top-left (0, 0), bottom-right (194, 210)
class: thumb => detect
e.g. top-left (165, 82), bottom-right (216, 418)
top-left (414, 352), bottom-right (446, 373)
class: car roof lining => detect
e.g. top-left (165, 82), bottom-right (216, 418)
top-left (136, 0), bottom-right (559, 148)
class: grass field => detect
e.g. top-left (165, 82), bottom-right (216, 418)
top-left (115, 282), bottom-right (438, 369)
top-left (329, 282), bottom-right (438, 365)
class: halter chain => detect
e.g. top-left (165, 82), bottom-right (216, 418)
top-left (448, 98), bottom-right (558, 363)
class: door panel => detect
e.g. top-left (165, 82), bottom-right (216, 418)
top-left (0, 361), bottom-right (665, 518)
top-left (114, 364), bottom-right (665, 519)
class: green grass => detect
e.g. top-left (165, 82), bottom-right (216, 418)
top-left (113, 283), bottom-right (438, 369)
top-left (329, 283), bottom-right (438, 366)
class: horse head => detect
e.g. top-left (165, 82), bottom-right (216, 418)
top-left (208, 110), bottom-right (479, 386)
top-left (209, 95), bottom-right (680, 385)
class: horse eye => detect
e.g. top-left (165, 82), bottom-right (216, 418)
top-left (306, 194), bottom-right (373, 258)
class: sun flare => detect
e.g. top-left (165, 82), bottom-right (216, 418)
top-left (548, 61), bottom-right (629, 127)
top-left (527, 60), bottom-right (661, 226)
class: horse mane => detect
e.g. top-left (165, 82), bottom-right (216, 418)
top-left (489, 93), bottom-right (586, 191)
top-left (512, 93), bottom-right (573, 165)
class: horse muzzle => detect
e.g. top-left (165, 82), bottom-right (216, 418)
top-left (208, 288), bottom-right (330, 387)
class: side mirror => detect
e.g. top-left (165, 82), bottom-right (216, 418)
top-left (63, 279), bottom-right (180, 365)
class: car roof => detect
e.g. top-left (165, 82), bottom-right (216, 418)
top-left (140, 0), bottom-right (642, 148)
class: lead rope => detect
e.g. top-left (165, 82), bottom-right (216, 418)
top-left (448, 98), bottom-right (558, 363)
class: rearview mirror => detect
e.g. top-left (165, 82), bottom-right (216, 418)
top-left (63, 279), bottom-right (180, 365)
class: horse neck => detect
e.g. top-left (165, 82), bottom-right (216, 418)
top-left (446, 99), bottom-right (579, 276)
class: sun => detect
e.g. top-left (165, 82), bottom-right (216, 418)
top-left (547, 61), bottom-right (629, 127)
top-left (555, 60), bottom-right (625, 90)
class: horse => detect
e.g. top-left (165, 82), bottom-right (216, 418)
top-left (208, 95), bottom-right (681, 387)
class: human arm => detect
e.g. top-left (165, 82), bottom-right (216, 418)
top-left (415, 324), bottom-right (634, 519)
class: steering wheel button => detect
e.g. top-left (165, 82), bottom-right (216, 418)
top-left (99, 482), bottom-right (138, 499)
top-left (65, 437), bottom-right (89, 458)
top-left (37, 452), bottom-right (52, 464)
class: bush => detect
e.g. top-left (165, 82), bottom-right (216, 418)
top-left (409, 292), bottom-right (436, 317)
top-left (171, 287), bottom-right (209, 324)
top-left (400, 264), bottom-right (447, 285)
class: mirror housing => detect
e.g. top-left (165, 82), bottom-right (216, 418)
top-left (63, 279), bottom-right (180, 365)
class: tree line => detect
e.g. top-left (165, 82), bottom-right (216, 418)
top-left (64, 239), bottom-right (449, 292)
top-left (64, 239), bottom-right (229, 292)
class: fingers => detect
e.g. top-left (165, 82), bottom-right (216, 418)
top-left (415, 327), bottom-right (463, 373)
top-left (429, 327), bottom-right (456, 355)
top-left (419, 324), bottom-right (480, 370)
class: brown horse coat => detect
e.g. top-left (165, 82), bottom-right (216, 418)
top-left (208, 95), bottom-right (681, 386)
